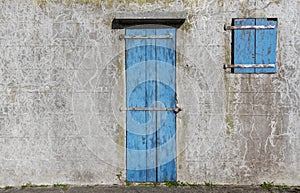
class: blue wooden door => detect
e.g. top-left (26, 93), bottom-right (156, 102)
top-left (126, 27), bottom-right (176, 182)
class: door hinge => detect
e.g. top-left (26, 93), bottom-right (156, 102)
top-left (224, 25), bottom-right (276, 31)
top-left (224, 64), bottom-right (275, 69)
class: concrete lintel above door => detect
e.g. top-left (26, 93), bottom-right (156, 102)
top-left (112, 11), bottom-right (186, 29)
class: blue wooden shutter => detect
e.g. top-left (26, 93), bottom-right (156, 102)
top-left (233, 18), bottom-right (277, 73)
top-left (234, 19), bottom-right (256, 73)
top-left (255, 18), bottom-right (277, 73)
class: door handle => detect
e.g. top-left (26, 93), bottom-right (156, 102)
top-left (173, 107), bottom-right (182, 114)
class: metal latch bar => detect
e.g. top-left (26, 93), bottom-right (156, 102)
top-left (119, 34), bottom-right (172, 40)
top-left (120, 107), bottom-right (182, 113)
top-left (224, 25), bottom-right (276, 31)
top-left (224, 64), bottom-right (275, 69)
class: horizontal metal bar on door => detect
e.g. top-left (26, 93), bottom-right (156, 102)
top-left (224, 25), bottom-right (276, 30)
top-left (120, 107), bottom-right (181, 111)
top-left (224, 64), bottom-right (275, 69)
top-left (119, 34), bottom-right (172, 40)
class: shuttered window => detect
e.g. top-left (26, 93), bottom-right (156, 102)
top-left (231, 18), bottom-right (277, 73)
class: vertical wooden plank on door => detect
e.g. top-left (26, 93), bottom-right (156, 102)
top-left (255, 18), bottom-right (277, 73)
top-left (156, 28), bottom-right (177, 182)
top-left (145, 29), bottom-right (157, 182)
top-left (126, 28), bottom-right (147, 182)
top-left (234, 19), bottom-right (255, 73)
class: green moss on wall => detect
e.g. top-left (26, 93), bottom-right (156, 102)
top-left (224, 70), bottom-right (234, 136)
top-left (6, 83), bottom-right (18, 103)
top-left (274, 0), bottom-right (281, 5)
top-left (225, 114), bottom-right (233, 135)
top-left (181, 14), bottom-right (194, 32)
top-left (34, 0), bottom-right (177, 8)
top-left (224, 42), bottom-right (231, 65)
top-left (116, 124), bottom-right (124, 146)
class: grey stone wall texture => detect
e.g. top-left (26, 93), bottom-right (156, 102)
top-left (0, 0), bottom-right (299, 187)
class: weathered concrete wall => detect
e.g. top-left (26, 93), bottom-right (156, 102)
top-left (0, 0), bottom-right (299, 187)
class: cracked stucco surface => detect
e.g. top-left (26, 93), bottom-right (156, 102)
top-left (0, 0), bottom-right (299, 186)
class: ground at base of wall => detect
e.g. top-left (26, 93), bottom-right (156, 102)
top-left (0, 185), bottom-right (299, 193)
